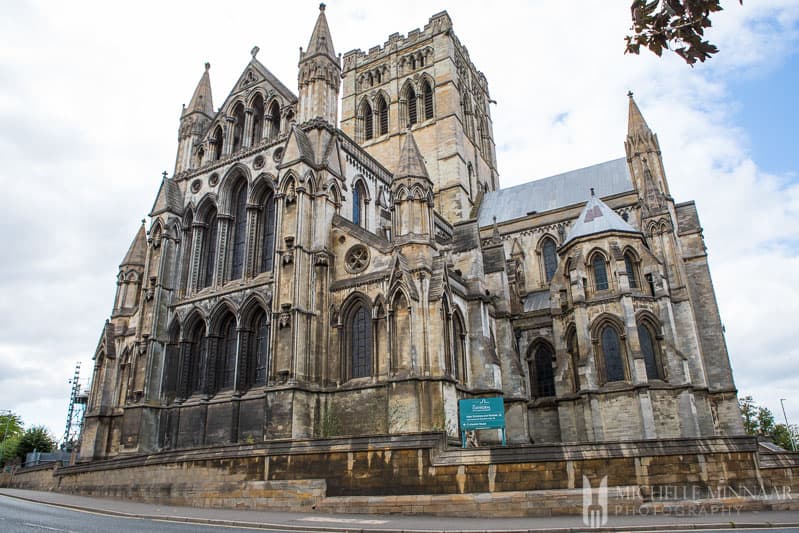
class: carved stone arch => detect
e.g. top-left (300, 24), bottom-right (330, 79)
top-left (325, 179), bottom-right (342, 205)
top-left (394, 185), bottom-right (409, 202)
top-left (278, 171), bottom-right (298, 194)
top-left (410, 184), bottom-right (426, 200)
top-left (150, 219), bottom-right (164, 241)
top-left (388, 282), bottom-right (411, 310)
top-left (635, 309), bottom-right (662, 333)
top-left (218, 165), bottom-right (251, 215)
top-left (180, 308), bottom-right (208, 342)
top-left (301, 170), bottom-right (317, 193)
top-left (247, 89), bottom-right (267, 108)
top-left (621, 244), bottom-right (641, 261)
top-left (195, 194), bottom-right (219, 223)
top-left (590, 313), bottom-right (626, 339)
top-left (167, 315), bottom-right (182, 341)
top-left (119, 346), bottom-right (132, 366)
top-left (165, 217), bottom-right (182, 241)
top-left (351, 175), bottom-right (372, 202)
top-left (373, 294), bottom-right (387, 318)
top-left (208, 299), bottom-right (239, 334)
top-left (125, 270), bottom-right (139, 282)
top-left (250, 172), bottom-right (277, 204)
top-left (586, 247), bottom-right (609, 267)
top-left (240, 293), bottom-right (271, 324)
top-left (342, 290), bottom-right (372, 313)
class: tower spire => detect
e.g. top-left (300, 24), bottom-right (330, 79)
top-left (304, 4), bottom-right (337, 63)
top-left (297, 4), bottom-right (341, 124)
top-left (184, 63), bottom-right (214, 118)
top-left (627, 91), bottom-right (651, 138)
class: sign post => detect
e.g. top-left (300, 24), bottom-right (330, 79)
top-left (458, 397), bottom-right (506, 448)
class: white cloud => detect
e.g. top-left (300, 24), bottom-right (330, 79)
top-left (1, 0), bottom-right (797, 438)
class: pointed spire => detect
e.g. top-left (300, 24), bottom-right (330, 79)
top-left (627, 91), bottom-right (651, 137)
top-left (396, 131), bottom-right (429, 180)
top-left (120, 221), bottom-right (148, 267)
top-left (185, 63), bottom-right (213, 117)
top-left (303, 3), bottom-right (337, 62)
top-left (563, 192), bottom-right (638, 246)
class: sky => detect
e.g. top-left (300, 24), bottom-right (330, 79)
top-left (0, 0), bottom-right (797, 442)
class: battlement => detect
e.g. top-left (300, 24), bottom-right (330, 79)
top-left (342, 11), bottom-right (452, 71)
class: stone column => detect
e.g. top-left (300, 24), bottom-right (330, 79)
top-left (242, 108), bottom-right (254, 149)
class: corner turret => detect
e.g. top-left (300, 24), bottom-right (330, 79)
top-left (297, 4), bottom-right (341, 125)
top-left (174, 63), bottom-right (214, 174)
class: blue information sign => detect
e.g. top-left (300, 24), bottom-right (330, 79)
top-left (458, 397), bottom-right (506, 447)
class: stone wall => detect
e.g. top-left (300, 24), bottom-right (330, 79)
top-left (4, 433), bottom-right (798, 517)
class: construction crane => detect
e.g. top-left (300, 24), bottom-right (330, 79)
top-left (62, 362), bottom-right (89, 451)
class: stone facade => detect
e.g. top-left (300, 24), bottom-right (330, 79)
top-left (80, 6), bottom-right (744, 465)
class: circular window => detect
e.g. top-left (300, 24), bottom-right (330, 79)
top-left (273, 147), bottom-right (284, 163)
top-left (208, 172), bottom-right (220, 187)
top-left (253, 155), bottom-right (265, 170)
top-left (191, 179), bottom-right (202, 193)
top-left (345, 245), bottom-right (370, 274)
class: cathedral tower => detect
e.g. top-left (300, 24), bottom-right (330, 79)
top-left (340, 11), bottom-right (498, 223)
top-left (297, 4), bottom-right (340, 125)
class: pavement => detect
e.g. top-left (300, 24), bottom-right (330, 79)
top-left (2, 488), bottom-right (799, 533)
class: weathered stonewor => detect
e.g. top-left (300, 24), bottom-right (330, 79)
top-left (3, 433), bottom-right (798, 517)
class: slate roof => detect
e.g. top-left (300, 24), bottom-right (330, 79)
top-left (563, 193), bottom-right (639, 245)
top-left (150, 177), bottom-right (184, 216)
top-left (477, 158), bottom-right (633, 226)
top-left (523, 290), bottom-right (551, 313)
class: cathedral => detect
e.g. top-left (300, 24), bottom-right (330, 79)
top-left (81, 6), bottom-right (744, 460)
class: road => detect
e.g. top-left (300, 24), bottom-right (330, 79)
top-left (0, 496), bottom-right (294, 533)
top-left (2, 490), bottom-right (799, 533)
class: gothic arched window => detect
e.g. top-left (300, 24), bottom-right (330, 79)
top-left (376, 95), bottom-right (388, 136)
top-left (249, 309), bottom-right (270, 386)
top-left (361, 102), bottom-right (375, 141)
top-left (350, 303), bottom-right (372, 378)
top-left (542, 237), bottom-right (558, 282)
top-left (592, 253), bottom-right (609, 291)
top-left (567, 327), bottom-right (580, 392)
top-left (218, 315), bottom-right (237, 391)
top-left (200, 208), bottom-right (218, 289)
top-left (421, 80), bottom-right (434, 121)
top-left (211, 126), bottom-right (223, 160)
top-left (352, 181), bottom-right (367, 227)
top-left (230, 183), bottom-right (248, 280)
top-left (404, 85), bottom-right (418, 126)
top-left (187, 321), bottom-right (206, 395)
top-left (163, 322), bottom-right (181, 403)
top-left (180, 210), bottom-right (194, 296)
top-left (638, 322), bottom-right (662, 380)
top-left (600, 325), bottom-right (625, 382)
top-left (251, 94), bottom-right (264, 146)
top-left (452, 312), bottom-right (466, 383)
top-left (267, 101), bottom-right (281, 140)
top-left (232, 103), bottom-right (245, 153)
top-left (530, 342), bottom-right (556, 398)
top-left (624, 252), bottom-right (639, 289)
top-left (259, 191), bottom-right (276, 273)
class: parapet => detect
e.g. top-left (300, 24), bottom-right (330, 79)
top-left (342, 11), bottom-right (453, 72)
